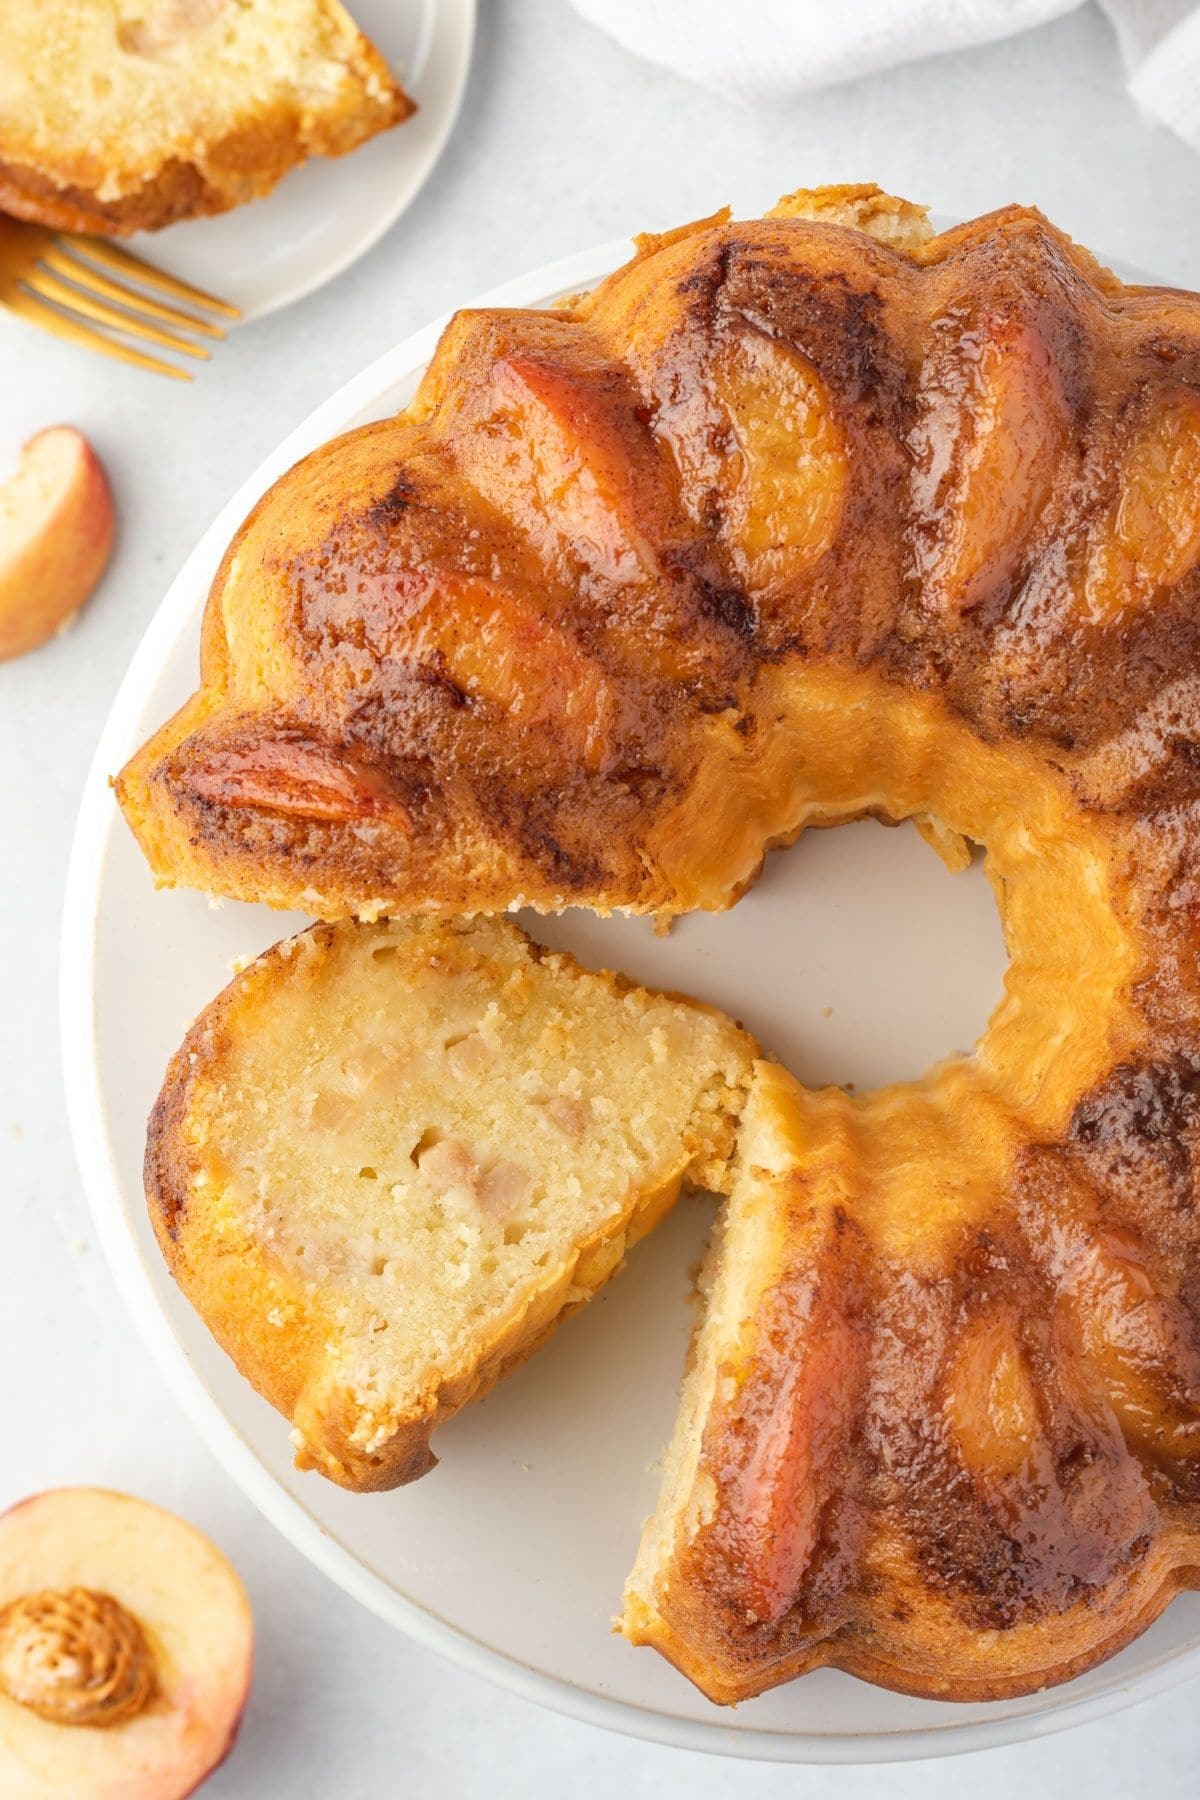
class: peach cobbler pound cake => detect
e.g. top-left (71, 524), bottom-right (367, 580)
top-left (127, 185), bottom-right (1200, 1703)
top-left (0, 0), bottom-right (413, 235)
top-left (147, 916), bottom-right (754, 1490)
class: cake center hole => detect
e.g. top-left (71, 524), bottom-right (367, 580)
top-left (525, 818), bottom-right (1009, 1094)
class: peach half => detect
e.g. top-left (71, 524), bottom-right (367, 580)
top-left (0, 1488), bottom-right (252, 1800)
top-left (0, 427), bottom-right (114, 661)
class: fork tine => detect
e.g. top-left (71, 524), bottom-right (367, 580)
top-left (40, 246), bottom-right (225, 339)
top-left (61, 235), bottom-right (241, 318)
top-left (0, 290), bottom-right (191, 379)
top-left (23, 270), bottom-right (211, 359)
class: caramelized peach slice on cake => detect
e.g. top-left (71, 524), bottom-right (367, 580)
top-left (944, 1306), bottom-right (1043, 1483)
top-left (704, 1217), bottom-right (864, 1629)
top-left (651, 330), bottom-right (846, 594)
top-left (442, 346), bottom-right (731, 686)
top-left (183, 728), bottom-right (413, 826)
top-left (709, 334), bottom-right (846, 592)
top-left (912, 315), bottom-right (1067, 614)
top-left (449, 351), bottom-right (661, 588)
top-left (1064, 1230), bottom-right (1200, 1471)
top-left (1082, 393), bottom-right (1200, 623)
top-left (366, 572), bottom-right (620, 773)
top-left (929, 1282), bottom-right (1157, 1617)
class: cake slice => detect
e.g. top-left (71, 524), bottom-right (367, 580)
top-left (147, 915), bottom-right (754, 1490)
top-left (0, 0), bottom-right (414, 235)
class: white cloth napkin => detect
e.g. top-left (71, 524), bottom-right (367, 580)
top-left (568, 0), bottom-right (1200, 151)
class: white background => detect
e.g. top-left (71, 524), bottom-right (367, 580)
top-left (5, 1), bottom-right (1200, 1792)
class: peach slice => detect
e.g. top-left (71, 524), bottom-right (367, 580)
top-left (185, 731), bottom-right (413, 828)
top-left (731, 1293), bottom-right (860, 1627)
top-left (1083, 394), bottom-right (1200, 624)
top-left (396, 573), bottom-right (619, 772)
top-left (1067, 1233), bottom-right (1200, 1465)
top-left (451, 350), bottom-right (751, 686)
top-left (914, 318), bottom-right (1066, 615)
top-left (712, 334), bottom-right (846, 591)
top-left (709, 1202), bottom-right (865, 1630)
top-left (0, 1488), bottom-right (252, 1800)
top-left (0, 427), bottom-right (114, 661)
top-left (653, 330), bottom-right (846, 594)
top-left (945, 1309), bottom-right (1042, 1481)
top-left (317, 564), bottom-right (621, 773)
top-left (459, 355), bottom-right (659, 588)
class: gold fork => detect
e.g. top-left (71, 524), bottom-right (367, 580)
top-left (0, 215), bottom-right (240, 380)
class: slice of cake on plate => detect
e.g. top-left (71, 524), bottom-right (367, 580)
top-left (0, 0), bottom-right (413, 234)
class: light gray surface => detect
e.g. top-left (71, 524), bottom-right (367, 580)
top-left (5, 0), bottom-right (1200, 1791)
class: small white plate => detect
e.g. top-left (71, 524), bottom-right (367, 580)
top-left (128, 0), bottom-right (475, 320)
top-left (62, 240), bottom-right (1200, 1762)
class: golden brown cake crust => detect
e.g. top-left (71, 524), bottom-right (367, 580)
top-left (0, 2), bottom-right (413, 236)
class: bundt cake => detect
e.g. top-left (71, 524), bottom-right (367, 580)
top-left (145, 914), bottom-right (753, 1490)
top-left (121, 185), bottom-right (1200, 1702)
top-left (0, 1), bottom-right (413, 236)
